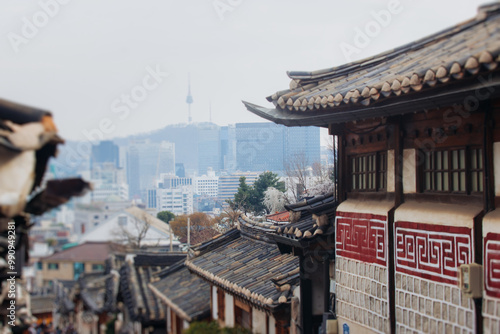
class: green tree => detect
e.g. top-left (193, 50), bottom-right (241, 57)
top-left (250, 171), bottom-right (285, 214)
top-left (227, 176), bottom-right (252, 213)
top-left (230, 172), bottom-right (285, 216)
top-left (156, 210), bottom-right (175, 224)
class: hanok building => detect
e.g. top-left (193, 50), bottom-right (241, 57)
top-left (72, 254), bottom-right (124, 334)
top-left (149, 261), bottom-right (211, 334)
top-left (118, 252), bottom-right (186, 334)
top-left (245, 3), bottom-right (500, 333)
top-left (271, 194), bottom-right (337, 333)
top-left (186, 221), bottom-right (300, 334)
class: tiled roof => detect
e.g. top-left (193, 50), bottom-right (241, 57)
top-left (120, 253), bottom-right (183, 323)
top-left (53, 280), bottom-right (75, 315)
top-left (149, 263), bottom-right (210, 322)
top-left (186, 227), bottom-right (299, 311)
top-left (43, 242), bottom-right (124, 262)
top-left (244, 4), bottom-right (500, 126)
top-left (189, 227), bottom-right (240, 257)
top-left (275, 193), bottom-right (337, 241)
top-left (78, 271), bottom-right (109, 313)
top-left (30, 295), bottom-right (55, 314)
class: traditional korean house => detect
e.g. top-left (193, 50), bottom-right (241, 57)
top-left (271, 194), bottom-right (337, 334)
top-left (29, 293), bottom-right (55, 326)
top-left (53, 280), bottom-right (77, 330)
top-left (117, 252), bottom-right (186, 334)
top-left (186, 221), bottom-right (300, 333)
top-left (72, 253), bottom-right (124, 334)
top-left (148, 260), bottom-right (211, 333)
top-left (244, 3), bottom-right (500, 333)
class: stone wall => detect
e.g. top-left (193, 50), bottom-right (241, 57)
top-left (483, 228), bottom-right (500, 333)
top-left (336, 257), bottom-right (390, 333)
top-left (483, 296), bottom-right (500, 333)
top-left (395, 272), bottom-right (474, 333)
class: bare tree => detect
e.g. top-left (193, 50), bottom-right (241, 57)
top-left (284, 152), bottom-right (311, 203)
top-left (114, 217), bottom-right (150, 249)
top-left (284, 150), bottom-right (335, 201)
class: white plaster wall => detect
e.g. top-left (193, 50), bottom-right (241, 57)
top-left (395, 202), bottom-right (482, 228)
top-left (402, 149), bottom-right (417, 193)
top-left (483, 209), bottom-right (500, 235)
top-left (183, 320), bottom-right (189, 330)
top-left (269, 316), bottom-right (276, 334)
top-left (387, 150), bottom-right (395, 192)
top-left (494, 142), bottom-right (500, 196)
top-left (336, 199), bottom-right (394, 215)
top-left (252, 308), bottom-right (267, 334)
top-left (212, 286), bottom-right (218, 320)
top-left (225, 293), bottom-right (235, 327)
top-left (166, 306), bottom-right (171, 334)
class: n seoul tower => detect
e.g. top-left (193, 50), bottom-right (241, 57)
top-left (186, 75), bottom-right (193, 124)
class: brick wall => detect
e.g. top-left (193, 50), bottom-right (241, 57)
top-left (336, 257), bottom-right (390, 333)
top-left (395, 272), bottom-right (474, 333)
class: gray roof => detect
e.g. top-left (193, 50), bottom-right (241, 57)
top-left (149, 264), bottom-right (210, 322)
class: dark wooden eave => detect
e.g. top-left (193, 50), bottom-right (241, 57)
top-left (244, 74), bottom-right (500, 127)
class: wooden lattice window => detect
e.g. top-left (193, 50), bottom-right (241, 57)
top-left (422, 147), bottom-right (483, 194)
top-left (349, 152), bottom-right (387, 192)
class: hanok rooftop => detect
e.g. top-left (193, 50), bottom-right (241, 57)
top-left (245, 3), bottom-right (500, 334)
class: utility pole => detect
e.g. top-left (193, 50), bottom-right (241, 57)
top-left (187, 217), bottom-right (190, 247)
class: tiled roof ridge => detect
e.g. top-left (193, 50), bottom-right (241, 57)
top-left (285, 192), bottom-right (334, 211)
top-left (238, 214), bottom-right (280, 243)
top-left (261, 6), bottom-right (500, 113)
top-left (189, 227), bottom-right (240, 256)
top-left (148, 283), bottom-right (193, 322)
top-left (185, 260), bottom-right (278, 309)
top-left (283, 6), bottom-right (494, 83)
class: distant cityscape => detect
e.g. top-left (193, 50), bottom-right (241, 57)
top-left (45, 122), bottom-right (331, 218)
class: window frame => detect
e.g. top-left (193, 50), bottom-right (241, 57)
top-left (419, 146), bottom-right (484, 195)
top-left (348, 151), bottom-right (387, 192)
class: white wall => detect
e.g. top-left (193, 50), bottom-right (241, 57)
top-left (252, 308), bottom-right (267, 334)
top-left (402, 149), bottom-right (417, 193)
top-left (269, 316), bottom-right (276, 334)
top-left (225, 293), bottom-right (235, 327)
top-left (212, 286), bottom-right (218, 320)
top-left (494, 142), bottom-right (500, 196)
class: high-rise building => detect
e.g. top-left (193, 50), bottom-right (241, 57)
top-left (285, 126), bottom-right (321, 167)
top-left (235, 123), bottom-right (285, 172)
top-left (194, 168), bottom-right (219, 197)
top-left (235, 123), bottom-right (320, 172)
top-left (148, 186), bottom-right (193, 216)
top-left (218, 172), bottom-right (260, 203)
top-left (91, 140), bottom-right (119, 169)
top-left (220, 125), bottom-right (236, 172)
top-left (197, 123), bottom-right (220, 175)
top-left (126, 140), bottom-right (175, 200)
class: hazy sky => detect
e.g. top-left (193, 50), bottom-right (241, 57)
top-left (0, 0), bottom-right (490, 142)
